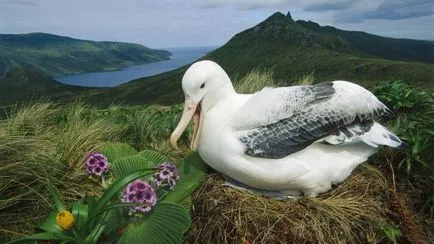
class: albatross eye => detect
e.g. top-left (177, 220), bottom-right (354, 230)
top-left (200, 82), bottom-right (205, 89)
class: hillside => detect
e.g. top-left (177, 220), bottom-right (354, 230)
top-left (297, 20), bottom-right (434, 63)
top-left (0, 68), bottom-right (93, 105)
top-left (0, 33), bottom-right (171, 77)
top-left (86, 11), bottom-right (434, 106)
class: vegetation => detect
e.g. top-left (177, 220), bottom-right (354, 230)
top-left (1, 70), bottom-right (433, 243)
top-left (0, 33), bottom-right (171, 77)
top-left (10, 145), bottom-right (206, 244)
top-left (0, 101), bottom-right (189, 241)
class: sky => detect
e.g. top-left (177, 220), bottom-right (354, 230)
top-left (1, 0), bottom-right (433, 48)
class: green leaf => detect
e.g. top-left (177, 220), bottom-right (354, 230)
top-left (119, 202), bottom-right (191, 244)
top-left (84, 221), bottom-right (106, 244)
top-left (137, 150), bottom-right (169, 165)
top-left (100, 207), bottom-right (129, 235)
top-left (93, 170), bottom-right (154, 215)
top-left (162, 152), bottom-right (207, 204)
top-left (71, 201), bottom-right (89, 240)
top-left (100, 142), bottom-right (138, 163)
top-left (89, 203), bottom-right (135, 221)
top-left (83, 196), bottom-right (97, 217)
top-left (38, 211), bottom-right (62, 233)
top-left (46, 181), bottom-right (66, 212)
top-left (112, 155), bottom-right (156, 178)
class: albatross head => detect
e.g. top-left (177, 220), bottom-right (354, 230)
top-left (170, 60), bottom-right (234, 151)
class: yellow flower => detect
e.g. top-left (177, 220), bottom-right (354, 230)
top-left (56, 210), bottom-right (75, 230)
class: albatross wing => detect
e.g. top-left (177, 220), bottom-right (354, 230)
top-left (233, 81), bottom-right (400, 159)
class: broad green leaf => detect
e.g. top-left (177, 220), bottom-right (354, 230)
top-left (100, 142), bottom-right (137, 163)
top-left (38, 211), bottom-right (62, 233)
top-left (119, 202), bottom-right (191, 244)
top-left (93, 170), bottom-right (154, 215)
top-left (137, 150), bottom-right (170, 165)
top-left (71, 202), bottom-right (88, 240)
top-left (162, 152), bottom-right (207, 204)
top-left (100, 208), bottom-right (129, 235)
top-left (46, 181), bottom-right (66, 212)
top-left (112, 155), bottom-right (156, 178)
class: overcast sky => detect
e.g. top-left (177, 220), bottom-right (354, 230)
top-left (1, 0), bottom-right (433, 48)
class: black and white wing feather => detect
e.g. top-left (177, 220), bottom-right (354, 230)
top-left (233, 81), bottom-right (391, 159)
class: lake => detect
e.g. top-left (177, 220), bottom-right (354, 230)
top-left (55, 46), bottom-right (216, 87)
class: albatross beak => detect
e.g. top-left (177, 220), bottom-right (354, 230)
top-left (170, 97), bottom-right (203, 151)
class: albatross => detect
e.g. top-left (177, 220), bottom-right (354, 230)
top-left (170, 60), bottom-right (402, 197)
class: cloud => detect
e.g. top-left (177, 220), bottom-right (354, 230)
top-left (303, 1), bottom-right (353, 12)
top-left (193, 0), bottom-right (290, 10)
top-left (193, 0), bottom-right (434, 22)
top-left (4, 0), bottom-right (40, 7)
top-left (334, 0), bottom-right (434, 23)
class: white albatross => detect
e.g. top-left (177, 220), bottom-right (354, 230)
top-left (170, 60), bottom-right (402, 197)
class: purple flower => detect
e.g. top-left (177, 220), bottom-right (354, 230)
top-left (121, 179), bottom-right (157, 214)
top-left (85, 152), bottom-right (109, 176)
top-left (152, 162), bottom-right (180, 190)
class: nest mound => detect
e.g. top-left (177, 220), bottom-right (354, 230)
top-left (188, 164), bottom-right (397, 243)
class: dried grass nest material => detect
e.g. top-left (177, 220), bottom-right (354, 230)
top-left (187, 164), bottom-right (398, 244)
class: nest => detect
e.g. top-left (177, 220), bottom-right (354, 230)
top-left (187, 164), bottom-right (400, 244)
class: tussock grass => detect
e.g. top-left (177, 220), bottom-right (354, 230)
top-left (187, 164), bottom-right (396, 244)
top-left (293, 73), bottom-right (315, 85)
top-left (235, 69), bottom-right (316, 94)
top-left (235, 68), bottom-right (276, 94)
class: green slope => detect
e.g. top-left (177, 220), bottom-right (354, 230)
top-left (0, 68), bottom-right (93, 105)
top-left (86, 12), bottom-right (434, 106)
top-left (0, 32), bottom-right (171, 77)
top-left (297, 19), bottom-right (434, 63)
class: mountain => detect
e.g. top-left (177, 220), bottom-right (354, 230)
top-left (86, 11), bottom-right (434, 106)
top-left (204, 12), bottom-right (434, 86)
top-left (0, 33), bottom-right (171, 77)
top-left (0, 68), bottom-right (93, 105)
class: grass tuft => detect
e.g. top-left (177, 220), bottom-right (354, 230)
top-left (235, 68), bottom-right (276, 94)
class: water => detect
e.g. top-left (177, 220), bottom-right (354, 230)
top-left (55, 46), bottom-right (216, 87)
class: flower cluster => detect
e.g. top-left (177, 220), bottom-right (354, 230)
top-left (85, 152), bottom-right (109, 176)
top-left (56, 210), bottom-right (75, 230)
top-left (152, 162), bottom-right (180, 190)
top-left (121, 179), bottom-right (157, 214)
